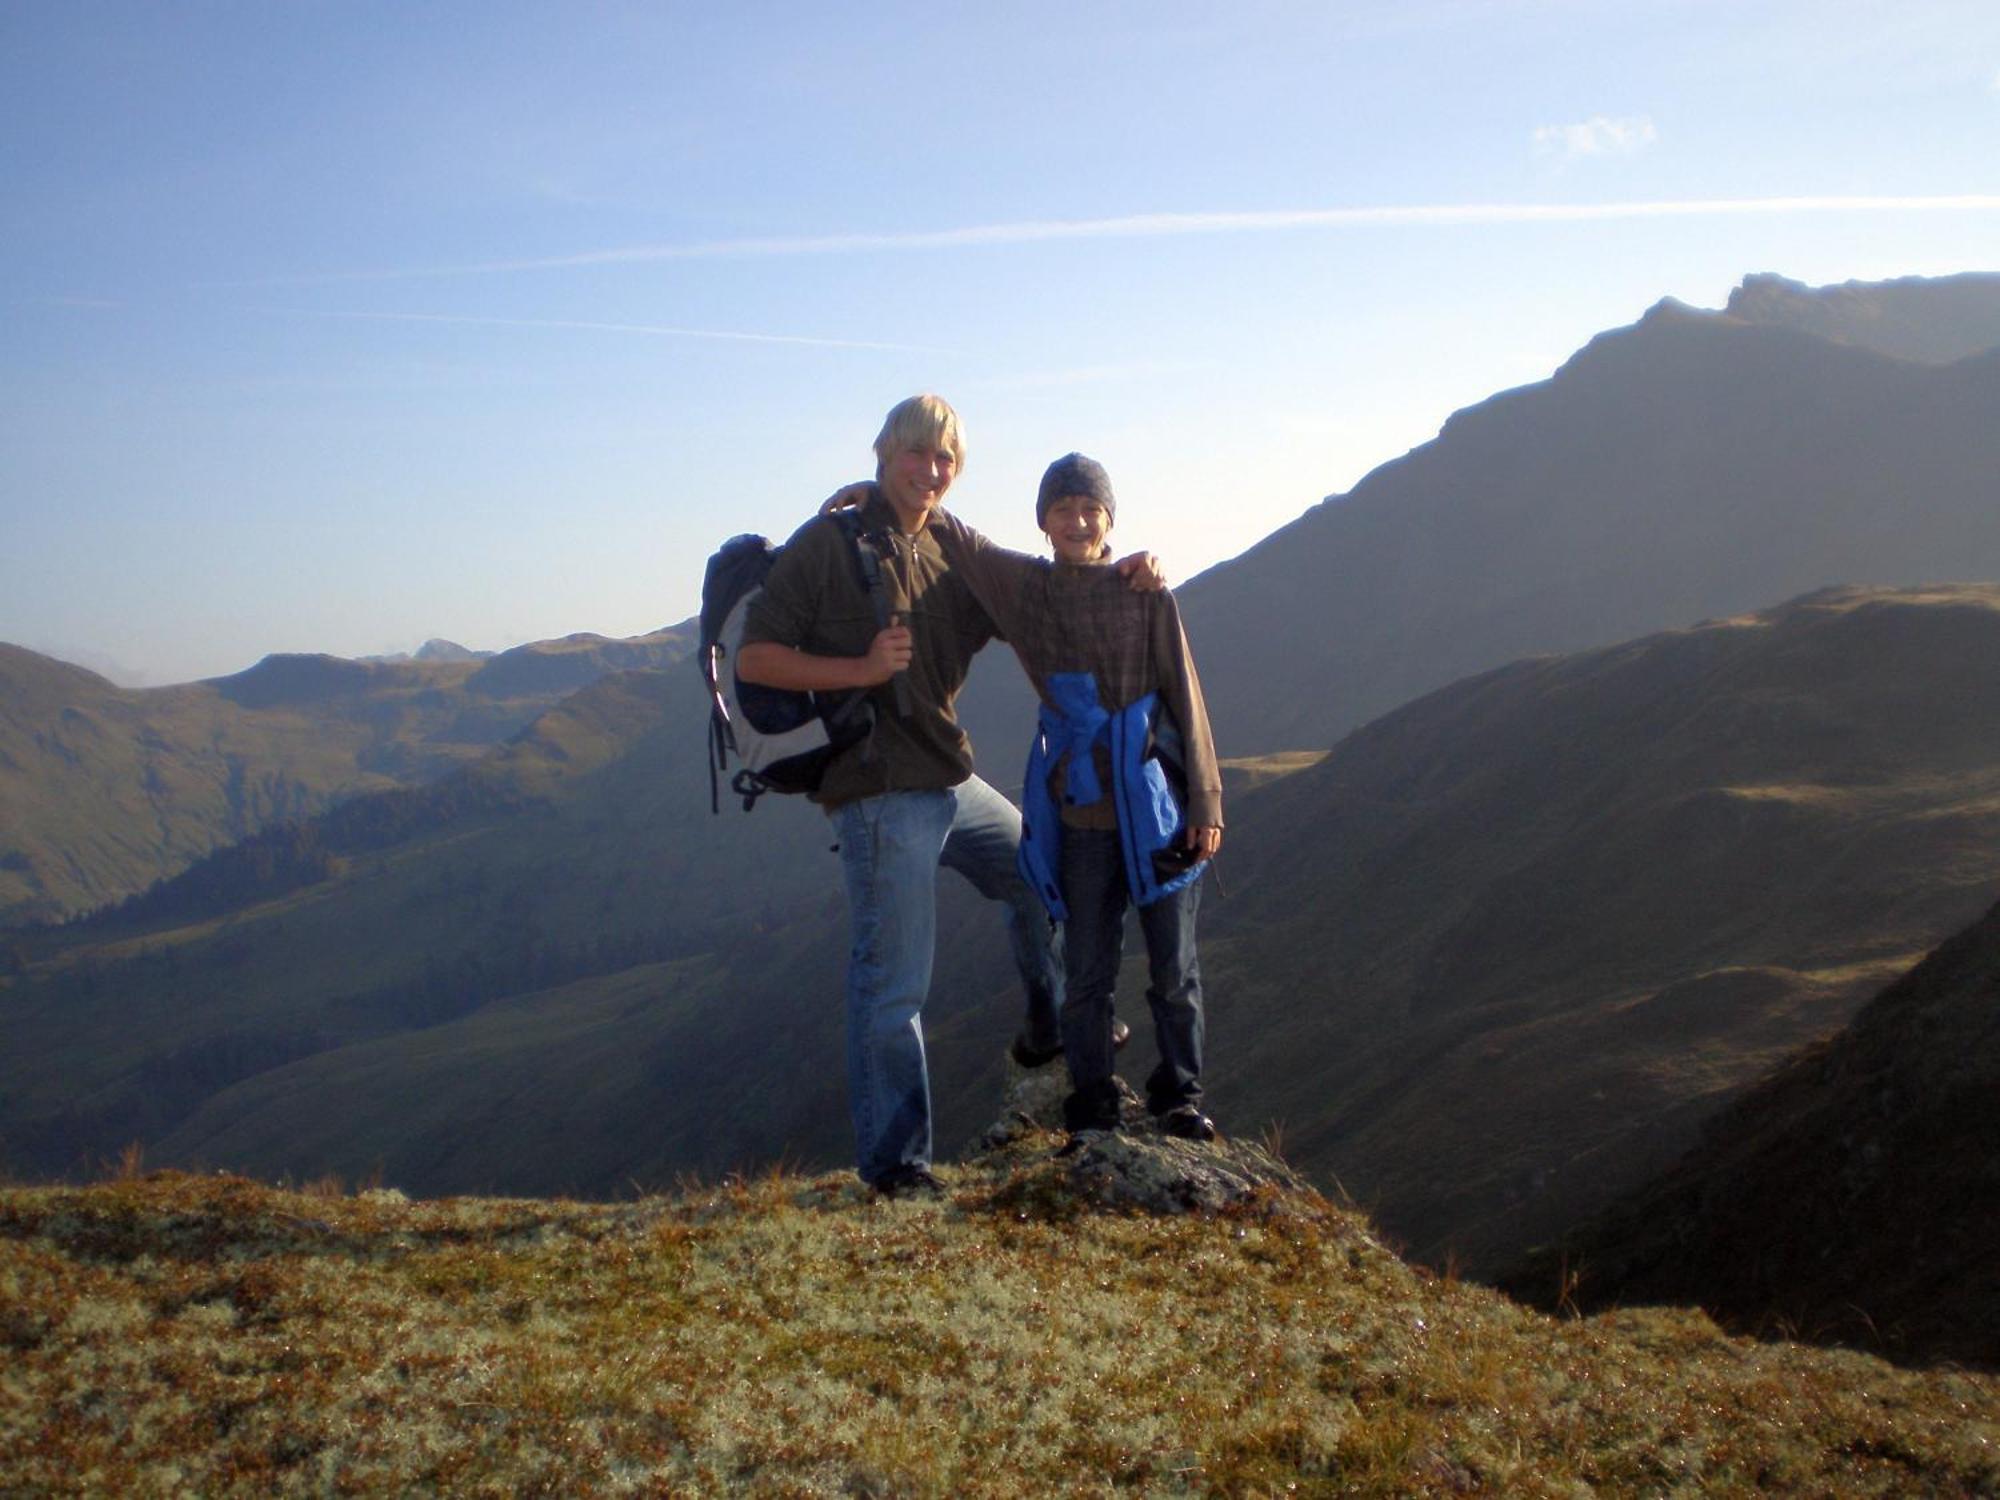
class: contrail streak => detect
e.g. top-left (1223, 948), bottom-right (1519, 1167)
top-left (269, 195), bottom-right (2000, 283)
top-left (256, 308), bottom-right (951, 354)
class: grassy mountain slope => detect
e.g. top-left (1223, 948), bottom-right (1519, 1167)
top-left (0, 627), bottom-right (693, 927)
top-left (0, 644), bottom-right (435, 928)
top-left (1197, 584), bottom-right (2000, 1274)
top-left (1175, 274), bottom-right (2000, 754)
top-left (1505, 895), bottom-right (2000, 1370)
top-left (3, 1148), bottom-right (1996, 1496)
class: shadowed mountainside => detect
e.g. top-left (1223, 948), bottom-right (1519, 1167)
top-left (1503, 895), bottom-right (2000, 1370)
top-left (1174, 272), bottom-right (2000, 755)
top-left (1196, 584), bottom-right (2000, 1274)
top-left (0, 626), bottom-right (693, 926)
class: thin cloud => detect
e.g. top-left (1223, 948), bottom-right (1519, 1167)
top-left (255, 308), bottom-right (951, 354)
top-left (1533, 115), bottom-right (1660, 159)
top-left (264, 194), bottom-right (2000, 284)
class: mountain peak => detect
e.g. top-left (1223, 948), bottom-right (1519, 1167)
top-left (208, 652), bottom-right (387, 708)
top-left (1722, 269), bottom-right (2000, 363)
top-left (411, 638), bottom-right (487, 662)
top-left (1636, 293), bottom-right (1709, 326)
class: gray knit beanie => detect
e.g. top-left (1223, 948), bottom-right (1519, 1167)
top-left (1036, 452), bottom-right (1116, 529)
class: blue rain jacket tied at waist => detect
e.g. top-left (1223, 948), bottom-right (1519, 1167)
top-left (1017, 671), bottom-right (1207, 921)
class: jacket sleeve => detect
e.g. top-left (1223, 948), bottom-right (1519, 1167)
top-left (1155, 590), bottom-right (1224, 829)
top-left (927, 509), bottom-right (1039, 644)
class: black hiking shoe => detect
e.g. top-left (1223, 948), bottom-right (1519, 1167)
top-left (872, 1165), bottom-right (945, 1200)
top-left (1159, 1105), bottom-right (1217, 1143)
top-left (1063, 1080), bottom-right (1124, 1135)
top-left (1011, 1020), bottom-right (1129, 1068)
top-left (1009, 1033), bottom-right (1063, 1068)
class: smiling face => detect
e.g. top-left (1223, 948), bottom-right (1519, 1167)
top-left (1042, 493), bottom-right (1113, 565)
top-left (871, 395), bottom-right (964, 529)
top-left (879, 442), bottom-right (959, 526)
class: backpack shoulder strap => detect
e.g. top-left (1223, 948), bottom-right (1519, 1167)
top-left (831, 510), bottom-right (912, 718)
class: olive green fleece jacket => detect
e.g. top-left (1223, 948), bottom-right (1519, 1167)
top-left (739, 494), bottom-right (997, 810)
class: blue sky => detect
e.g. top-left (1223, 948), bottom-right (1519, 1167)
top-left (5, 1), bottom-right (1999, 685)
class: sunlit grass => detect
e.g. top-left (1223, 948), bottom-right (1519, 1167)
top-left (1217, 750), bottom-right (1332, 793)
top-left (3, 1146), bottom-right (1996, 1496)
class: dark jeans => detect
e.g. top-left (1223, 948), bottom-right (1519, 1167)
top-left (1059, 826), bottom-right (1204, 1128)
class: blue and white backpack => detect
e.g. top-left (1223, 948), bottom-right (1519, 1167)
top-left (698, 512), bottom-right (901, 812)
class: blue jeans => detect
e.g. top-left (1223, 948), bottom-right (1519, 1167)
top-left (1059, 826), bottom-right (1204, 1127)
top-left (831, 774), bottom-right (1063, 1185)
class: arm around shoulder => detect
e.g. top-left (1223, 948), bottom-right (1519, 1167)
top-left (928, 507), bottom-right (1039, 632)
top-left (1155, 590), bottom-right (1224, 833)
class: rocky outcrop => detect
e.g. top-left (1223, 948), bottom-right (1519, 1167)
top-left (971, 1055), bottom-right (1319, 1218)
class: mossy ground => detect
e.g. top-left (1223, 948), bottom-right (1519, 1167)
top-left (3, 1145), bottom-right (1996, 1496)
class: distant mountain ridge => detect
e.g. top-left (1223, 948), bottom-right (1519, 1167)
top-left (1725, 269), bottom-right (2000, 364)
top-left (362, 637), bottom-right (491, 664)
top-left (0, 624), bottom-right (694, 925)
top-left (1174, 271), bottom-right (2000, 755)
top-left (0, 657), bottom-right (882, 1188)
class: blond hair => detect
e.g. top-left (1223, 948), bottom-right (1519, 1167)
top-left (872, 394), bottom-right (965, 479)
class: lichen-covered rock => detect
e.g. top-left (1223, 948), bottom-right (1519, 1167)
top-left (976, 1052), bottom-right (1158, 1146)
top-left (972, 1051), bottom-right (1076, 1150)
top-left (1052, 1129), bottom-right (1319, 1217)
top-left (970, 1049), bottom-right (1322, 1218)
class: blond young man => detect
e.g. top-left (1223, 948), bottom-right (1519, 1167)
top-left (739, 397), bottom-right (1153, 1196)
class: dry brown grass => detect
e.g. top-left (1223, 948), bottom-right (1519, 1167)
top-left (3, 1141), bottom-right (1996, 1496)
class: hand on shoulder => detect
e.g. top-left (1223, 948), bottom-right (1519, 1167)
top-left (1115, 551), bottom-right (1167, 591)
top-left (819, 481), bottom-right (875, 518)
